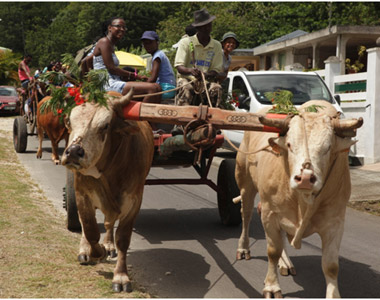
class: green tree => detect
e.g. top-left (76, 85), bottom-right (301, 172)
top-left (0, 50), bottom-right (21, 86)
top-left (0, 2), bottom-right (68, 58)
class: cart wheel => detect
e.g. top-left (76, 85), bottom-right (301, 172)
top-left (28, 100), bottom-right (37, 134)
top-left (13, 116), bottom-right (28, 153)
top-left (217, 159), bottom-right (242, 226)
top-left (64, 169), bottom-right (81, 232)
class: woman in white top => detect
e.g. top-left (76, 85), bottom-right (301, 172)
top-left (92, 17), bottom-right (161, 103)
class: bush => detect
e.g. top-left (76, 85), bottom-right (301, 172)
top-left (0, 50), bottom-right (20, 86)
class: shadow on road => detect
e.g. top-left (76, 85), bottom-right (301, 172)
top-left (134, 207), bottom-right (265, 243)
top-left (133, 207), bottom-right (380, 298)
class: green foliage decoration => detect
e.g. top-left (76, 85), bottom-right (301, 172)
top-left (39, 53), bottom-right (110, 121)
top-left (266, 90), bottom-right (325, 114)
top-left (266, 90), bottom-right (299, 114)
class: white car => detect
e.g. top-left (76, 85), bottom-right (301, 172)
top-left (220, 70), bottom-right (343, 151)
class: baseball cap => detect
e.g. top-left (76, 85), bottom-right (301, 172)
top-left (141, 31), bottom-right (159, 41)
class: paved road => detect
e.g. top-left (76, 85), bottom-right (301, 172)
top-left (5, 118), bottom-right (380, 298)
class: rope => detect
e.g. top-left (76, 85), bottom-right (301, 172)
top-left (220, 129), bottom-right (277, 155)
top-left (196, 72), bottom-right (275, 156)
top-left (200, 72), bottom-right (213, 107)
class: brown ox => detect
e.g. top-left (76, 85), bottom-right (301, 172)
top-left (36, 96), bottom-right (69, 164)
top-left (61, 90), bottom-right (154, 292)
top-left (235, 100), bottom-right (363, 298)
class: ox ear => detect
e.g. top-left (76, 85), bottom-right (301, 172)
top-left (268, 137), bottom-right (286, 154)
top-left (334, 137), bottom-right (357, 153)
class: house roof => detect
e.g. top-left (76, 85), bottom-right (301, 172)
top-left (253, 25), bottom-right (380, 56)
top-left (231, 48), bottom-right (255, 56)
top-left (266, 30), bottom-right (309, 46)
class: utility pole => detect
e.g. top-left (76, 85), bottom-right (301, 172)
top-left (328, 2), bottom-right (332, 33)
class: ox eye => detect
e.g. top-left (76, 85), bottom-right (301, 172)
top-left (99, 123), bottom-right (109, 133)
top-left (287, 142), bottom-right (292, 151)
top-left (322, 145), bottom-right (331, 154)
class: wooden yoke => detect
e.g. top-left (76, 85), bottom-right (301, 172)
top-left (123, 101), bottom-right (287, 133)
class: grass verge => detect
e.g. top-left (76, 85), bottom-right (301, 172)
top-left (0, 122), bottom-right (151, 298)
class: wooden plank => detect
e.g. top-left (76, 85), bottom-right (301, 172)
top-left (122, 101), bottom-right (286, 133)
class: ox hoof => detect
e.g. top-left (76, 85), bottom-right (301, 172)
top-left (263, 291), bottom-right (272, 299)
top-left (78, 254), bottom-right (91, 265)
top-left (112, 283), bottom-right (122, 293)
top-left (112, 282), bottom-right (132, 293)
top-left (123, 282), bottom-right (132, 293)
top-left (279, 267), bottom-right (289, 276)
top-left (274, 291), bottom-right (283, 298)
top-left (263, 291), bottom-right (283, 298)
top-left (289, 267), bottom-right (296, 276)
top-left (236, 250), bottom-right (251, 260)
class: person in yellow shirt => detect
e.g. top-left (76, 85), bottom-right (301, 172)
top-left (174, 8), bottom-right (223, 107)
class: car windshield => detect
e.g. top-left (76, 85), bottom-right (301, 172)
top-left (246, 74), bottom-right (334, 105)
top-left (0, 87), bottom-right (17, 97)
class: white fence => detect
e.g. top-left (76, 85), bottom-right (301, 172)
top-left (321, 47), bottom-right (380, 164)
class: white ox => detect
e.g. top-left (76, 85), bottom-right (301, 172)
top-left (61, 90), bottom-right (154, 292)
top-left (235, 100), bottom-right (363, 298)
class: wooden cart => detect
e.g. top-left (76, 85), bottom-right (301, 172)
top-left (63, 101), bottom-right (285, 231)
top-left (13, 81), bottom-right (43, 153)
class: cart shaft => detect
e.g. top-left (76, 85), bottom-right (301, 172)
top-left (123, 101), bottom-right (286, 133)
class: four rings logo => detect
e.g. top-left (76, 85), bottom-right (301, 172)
top-left (227, 115), bottom-right (247, 123)
top-left (158, 109), bottom-right (178, 117)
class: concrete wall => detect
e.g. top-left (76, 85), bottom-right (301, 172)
top-left (323, 48), bottom-right (380, 164)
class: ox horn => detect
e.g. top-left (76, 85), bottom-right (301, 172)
top-left (258, 114), bottom-right (293, 136)
top-left (332, 117), bottom-right (363, 138)
top-left (113, 87), bottom-right (134, 118)
top-left (118, 87), bottom-right (134, 107)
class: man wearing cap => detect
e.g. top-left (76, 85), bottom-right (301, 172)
top-left (219, 32), bottom-right (240, 82)
top-left (141, 31), bottom-right (176, 100)
top-left (174, 8), bottom-right (223, 107)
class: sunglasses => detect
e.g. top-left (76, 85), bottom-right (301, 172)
top-left (111, 24), bottom-right (126, 30)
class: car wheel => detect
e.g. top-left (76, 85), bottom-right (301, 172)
top-left (13, 116), bottom-right (28, 153)
top-left (217, 158), bottom-right (242, 226)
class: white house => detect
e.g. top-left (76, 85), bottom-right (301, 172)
top-left (253, 25), bottom-right (380, 75)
